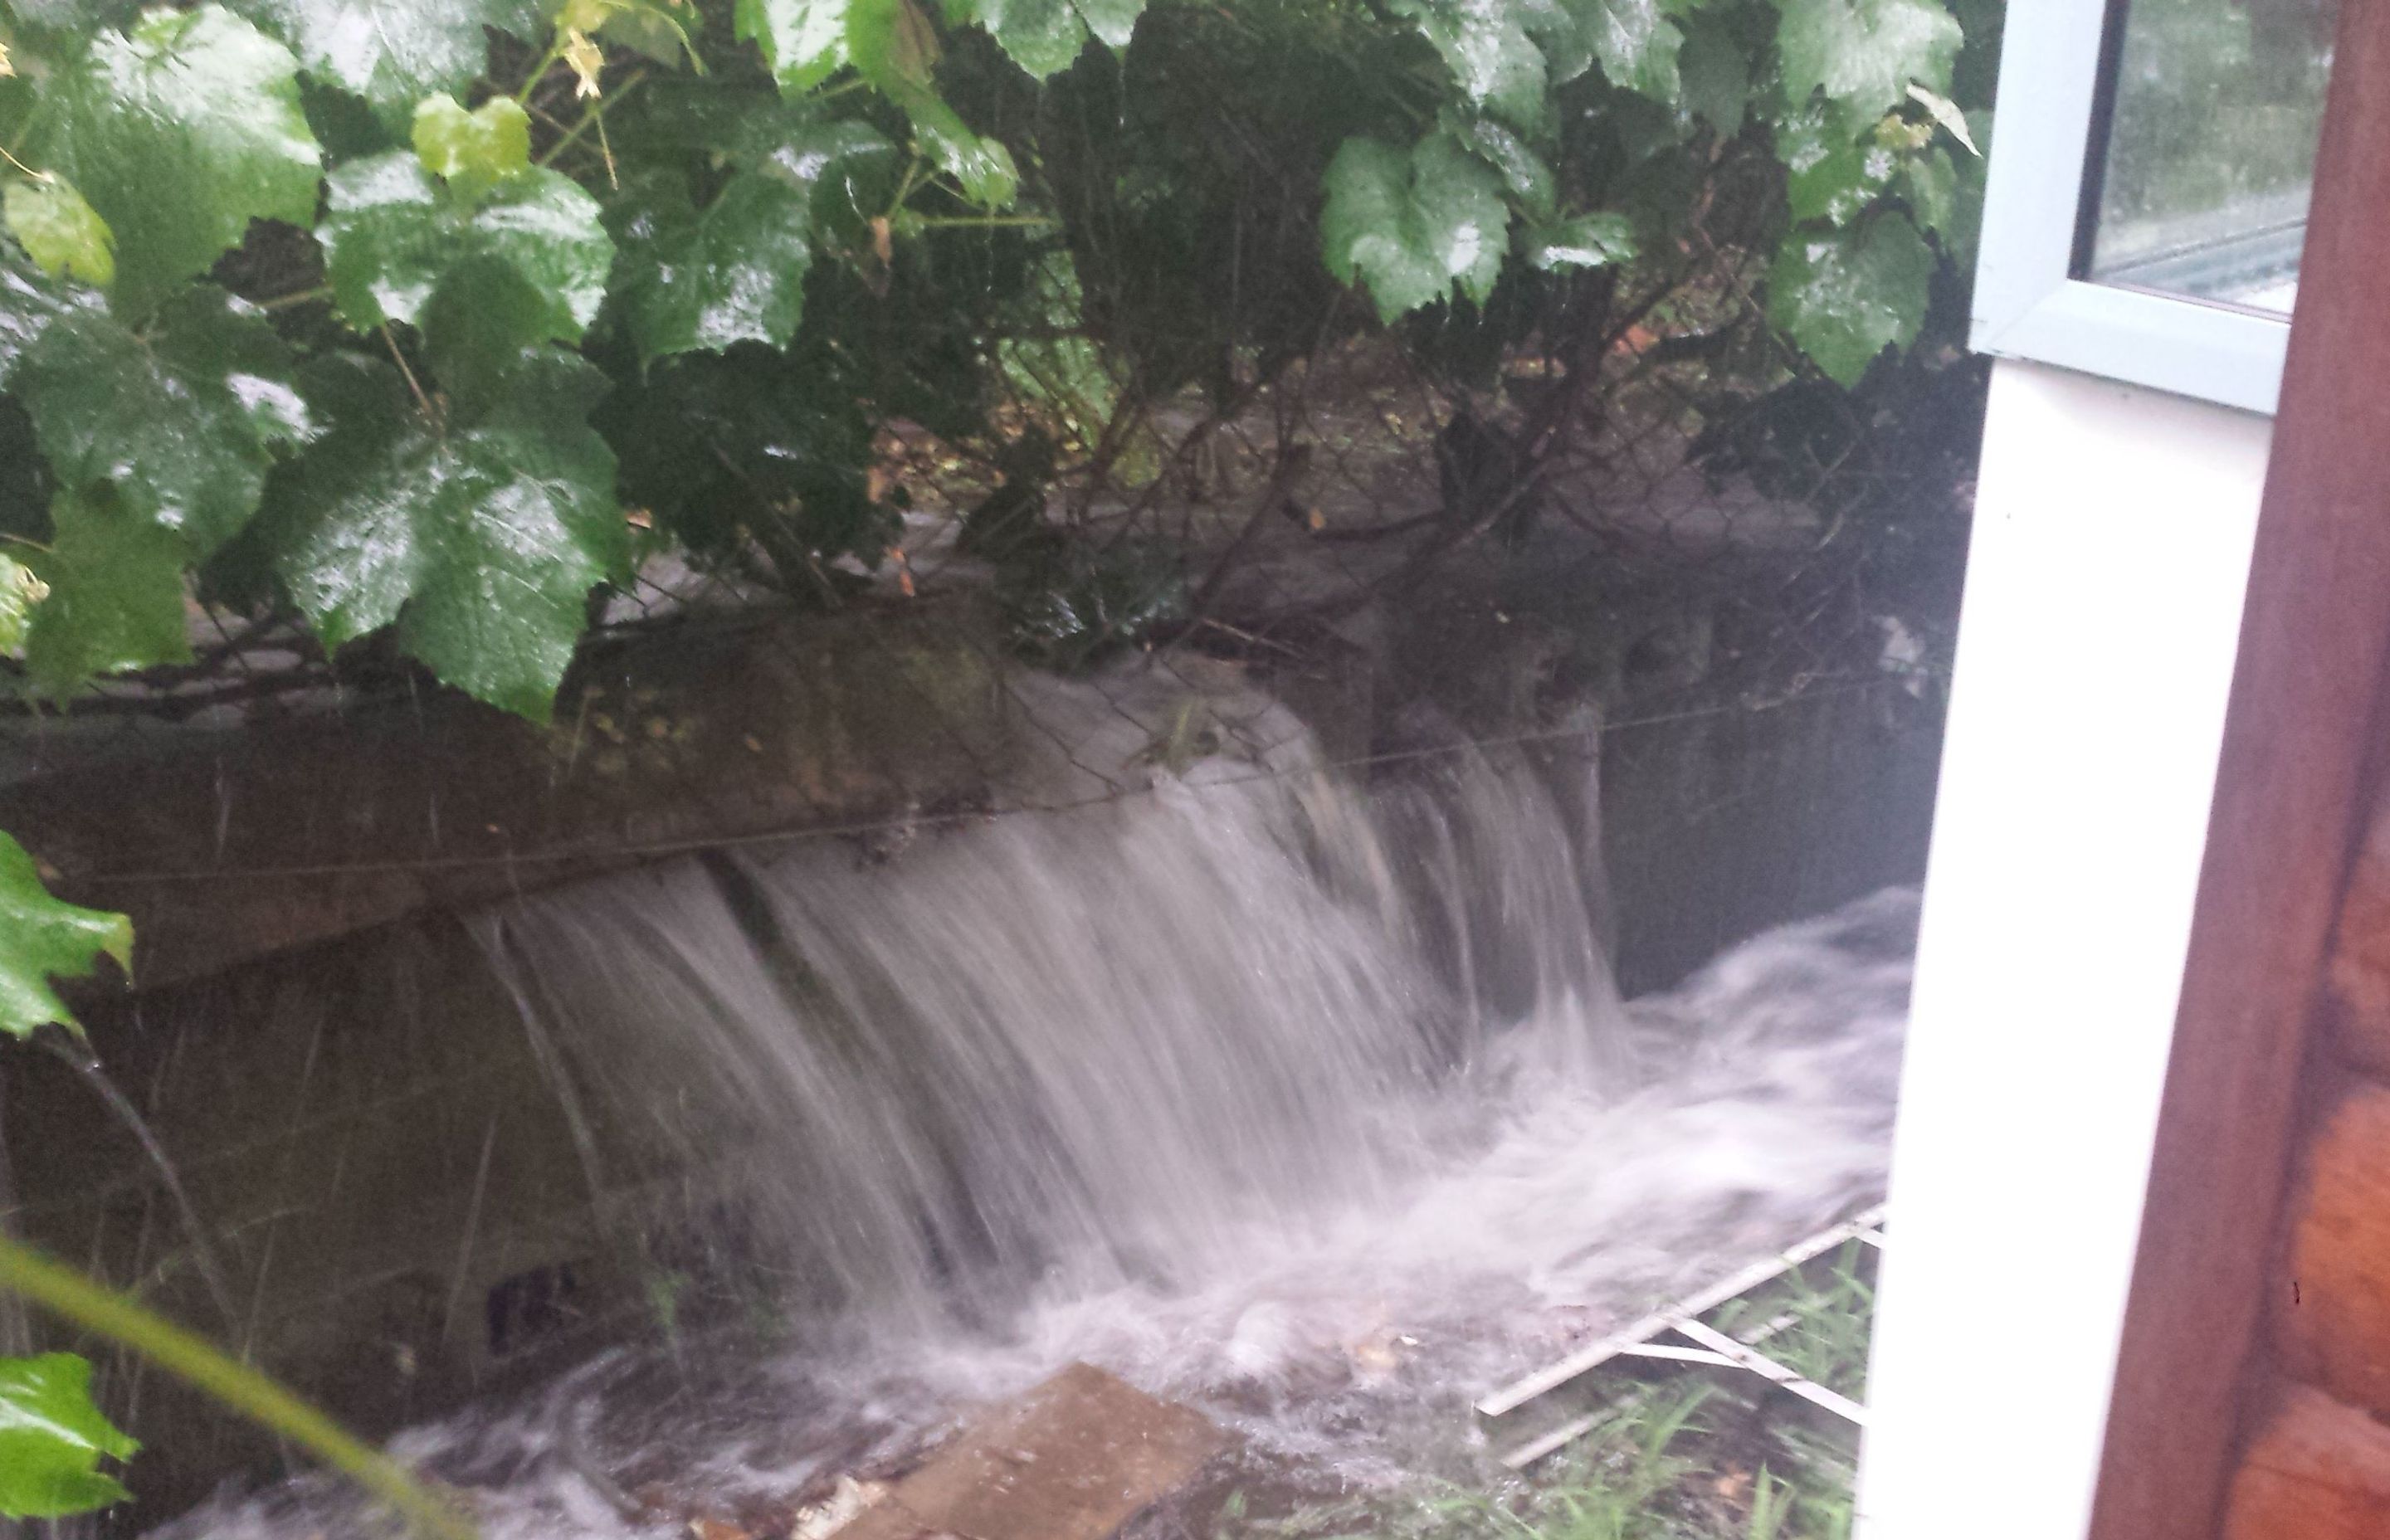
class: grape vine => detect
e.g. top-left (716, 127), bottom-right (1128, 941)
top-left (0, 0), bottom-right (1987, 723)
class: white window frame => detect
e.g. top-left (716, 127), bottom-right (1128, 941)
top-left (1971, 1), bottom-right (2295, 416)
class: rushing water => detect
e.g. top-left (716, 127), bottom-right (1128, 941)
top-left (152, 665), bottom-right (1912, 1539)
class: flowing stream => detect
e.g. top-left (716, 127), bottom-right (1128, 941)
top-left (152, 666), bottom-right (1913, 1539)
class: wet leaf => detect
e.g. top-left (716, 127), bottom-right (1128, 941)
top-left (411, 92), bottom-right (530, 202)
top-left (848, 0), bottom-right (1018, 206)
top-left (612, 169), bottom-right (813, 364)
top-left (1529, 210), bottom-right (1634, 270)
top-left (319, 151), bottom-right (614, 353)
top-left (232, 0), bottom-right (544, 124)
top-left (1675, 14), bottom-right (1747, 136)
top-left (1446, 115), bottom-right (1554, 217)
top-left (761, 117), bottom-right (901, 242)
top-left (977, 0), bottom-right (1087, 77)
top-left (972, 0), bottom-right (1151, 76)
top-left (0, 1353), bottom-right (134, 1516)
top-left (1778, 100), bottom-right (1894, 226)
top-left (22, 488), bottom-right (197, 696)
top-left (11, 285), bottom-right (312, 555)
top-left (1579, 0), bottom-right (1682, 101)
top-left (1393, 0), bottom-right (1549, 127)
top-left (0, 249), bottom-right (103, 379)
top-left (1072, 0), bottom-right (1142, 48)
top-left (2, 176), bottom-right (115, 289)
top-left (1903, 118), bottom-right (1986, 258)
top-left (738, 0), bottom-right (851, 93)
top-left (0, 553), bottom-right (42, 654)
top-left (1768, 212), bottom-right (1932, 385)
top-left (599, 2), bottom-right (702, 68)
top-left (0, 836), bottom-right (134, 1042)
top-left (1900, 144), bottom-right (1954, 235)
top-left (998, 250), bottom-right (1118, 453)
top-left (1321, 129), bottom-right (1508, 322)
top-left (1777, 0), bottom-right (1962, 115)
top-left (0, 0), bottom-right (142, 31)
top-left (269, 350), bottom-right (627, 720)
top-left (26, 5), bottom-right (321, 319)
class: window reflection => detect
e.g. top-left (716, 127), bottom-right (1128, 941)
top-left (2084, 0), bottom-right (2335, 314)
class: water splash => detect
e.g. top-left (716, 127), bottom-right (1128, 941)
top-left (149, 665), bottom-right (1910, 1538)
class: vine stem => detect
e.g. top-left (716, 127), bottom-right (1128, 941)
top-left (0, 1235), bottom-right (480, 1540)
top-left (382, 324), bottom-right (435, 420)
top-left (536, 70), bottom-right (648, 168)
top-left (515, 32), bottom-right (568, 105)
top-left (259, 285), bottom-right (333, 312)
top-left (884, 151), bottom-right (926, 218)
top-left (913, 214), bottom-right (1057, 229)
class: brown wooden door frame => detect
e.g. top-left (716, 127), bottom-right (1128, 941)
top-left (2088, 3), bottom-right (2390, 1535)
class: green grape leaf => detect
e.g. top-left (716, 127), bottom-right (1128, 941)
top-left (319, 152), bottom-right (614, 353)
top-left (1676, 13), bottom-right (1748, 136)
top-left (1515, 0), bottom-right (1591, 82)
top-left (1392, 0), bottom-right (1549, 127)
top-left (27, 5), bottom-right (321, 319)
top-left (0, 554), bottom-right (42, 655)
top-left (611, 170), bottom-right (813, 364)
top-left (12, 285), bottom-right (312, 556)
top-left (1321, 129), bottom-right (1508, 323)
top-left (761, 117), bottom-right (901, 242)
top-left (737, 0), bottom-right (851, 93)
top-left (976, 0), bottom-right (1086, 77)
top-left (1904, 115), bottom-right (1986, 257)
top-left (22, 488), bottom-right (197, 697)
top-left (997, 250), bottom-right (1117, 451)
top-left (975, 0), bottom-right (1153, 75)
top-left (596, 2), bottom-right (703, 67)
top-left (1446, 115), bottom-right (1554, 218)
top-left (232, 0), bottom-right (544, 124)
top-left (411, 92), bottom-right (530, 202)
top-left (1768, 212), bottom-right (1932, 385)
top-left (1776, 0), bottom-right (1962, 116)
top-left (410, 255), bottom-right (554, 409)
top-left (607, 76), bottom-right (797, 162)
top-left (1072, 0), bottom-right (1142, 48)
top-left (1, 0), bottom-right (144, 37)
top-left (270, 350), bottom-right (626, 720)
top-left (1529, 210), bottom-right (1635, 270)
top-left (1778, 100), bottom-right (1892, 225)
top-left (1544, 0), bottom-right (1681, 102)
top-left (1519, 0), bottom-right (1673, 101)
top-left (3, 177), bottom-right (115, 290)
top-left (0, 250), bottom-right (103, 380)
top-left (1900, 144), bottom-right (1955, 236)
top-left (847, 0), bottom-right (1018, 206)
top-left (0, 1353), bottom-right (135, 1515)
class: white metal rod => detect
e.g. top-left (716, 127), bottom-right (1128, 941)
top-left (1671, 1318), bottom-right (1867, 1425)
top-left (1475, 1203), bottom-right (1886, 1417)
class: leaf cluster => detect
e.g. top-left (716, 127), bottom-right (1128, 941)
top-left (0, 0), bottom-right (1988, 721)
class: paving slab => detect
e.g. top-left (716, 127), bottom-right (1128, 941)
top-left (837, 1362), bottom-right (1226, 1540)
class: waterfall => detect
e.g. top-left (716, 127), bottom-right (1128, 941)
top-left (153, 662), bottom-right (1914, 1538)
top-left (469, 665), bottom-right (1631, 1337)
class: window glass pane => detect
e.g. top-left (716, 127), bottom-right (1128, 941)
top-left (2085, 0), bottom-right (2336, 314)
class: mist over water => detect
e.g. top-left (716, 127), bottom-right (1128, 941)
top-left (153, 668), bottom-right (1913, 1539)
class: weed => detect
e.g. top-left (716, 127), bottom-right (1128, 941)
top-left (1214, 1244), bottom-right (1875, 1540)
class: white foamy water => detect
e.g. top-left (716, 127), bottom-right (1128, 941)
top-left (151, 666), bottom-right (1912, 1539)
